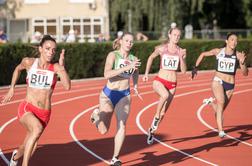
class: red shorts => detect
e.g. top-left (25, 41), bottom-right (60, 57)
top-left (154, 76), bottom-right (177, 90)
top-left (18, 101), bottom-right (51, 127)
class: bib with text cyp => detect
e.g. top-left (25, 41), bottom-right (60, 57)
top-left (217, 57), bottom-right (236, 73)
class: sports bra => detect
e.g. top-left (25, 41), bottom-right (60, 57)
top-left (113, 51), bottom-right (135, 79)
top-left (160, 45), bottom-right (180, 71)
top-left (26, 58), bottom-right (57, 89)
top-left (216, 48), bottom-right (238, 75)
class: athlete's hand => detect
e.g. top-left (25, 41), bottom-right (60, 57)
top-left (59, 49), bottom-right (65, 66)
top-left (191, 66), bottom-right (198, 80)
top-left (237, 51), bottom-right (246, 65)
top-left (142, 75), bottom-right (149, 82)
top-left (179, 49), bottom-right (187, 59)
top-left (1, 88), bottom-right (14, 104)
top-left (133, 87), bottom-right (143, 101)
top-left (130, 58), bottom-right (141, 70)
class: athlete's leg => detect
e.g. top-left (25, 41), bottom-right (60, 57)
top-left (211, 80), bottom-right (225, 133)
top-left (19, 112), bottom-right (44, 166)
top-left (95, 91), bottom-right (114, 134)
top-left (112, 95), bottom-right (131, 160)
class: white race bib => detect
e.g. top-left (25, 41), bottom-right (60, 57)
top-left (217, 57), bottom-right (236, 73)
top-left (28, 69), bottom-right (55, 89)
top-left (116, 59), bottom-right (134, 78)
top-left (161, 54), bottom-right (179, 70)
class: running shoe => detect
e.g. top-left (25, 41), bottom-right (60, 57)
top-left (110, 157), bottom-right (122, 166)
top-left (9, 149), bottom-right (18, 166)
top-left (147, 128), bottom-right (154, 145)
top-left (90, 108), bottom-right (100, 124)
top-left (203, 97), bottom-right (215, 105)
top-left (219, 131), bottom-right (226, 138)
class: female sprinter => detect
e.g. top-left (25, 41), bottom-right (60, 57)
top-left (1, 35), bottom-right (71, 166)
top-left (90, 32), bottom-right (141, 166)
top-left (192, 33), bottom-right (248, 138)
top-left (142, 27), bottom-right (187, 144)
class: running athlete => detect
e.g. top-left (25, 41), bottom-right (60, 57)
top-left (143, 27), bottom-right (187, 144)
top-left (192, 33), bottom-right (248, 138)
top-left (90, 32), bottom-right (141, 166)
top-left (1, 35), bottom-right (71, 166)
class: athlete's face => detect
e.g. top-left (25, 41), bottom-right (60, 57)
top-left (39, 40), bottom-right (56, 62)
top-left (168, 29), bottom-right (181, 44)
top-left (120, 34), bottom-right (134, 52)
top-left (226, 35), bottom-right (238, 50)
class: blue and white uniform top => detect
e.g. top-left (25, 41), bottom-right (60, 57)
top-left (26, 58), bottom-right (57, 90)
top-left (216, 48), bottom-right (238, 75)
top-left (113, 51), bottom-right (135, 79)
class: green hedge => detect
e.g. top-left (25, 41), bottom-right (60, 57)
top-left (0, 40), bottom-right (251, 86)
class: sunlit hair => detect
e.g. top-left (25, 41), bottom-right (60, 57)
top-left (40, 35), bottom-right (56, 47)
top-left (112, 32), bottom-right (133, 50)
top-left (163, 27), bottom-right (181, 44)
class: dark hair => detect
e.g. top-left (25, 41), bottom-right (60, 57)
top-left (224, 33), bottom-right (237, 47)
top-left (39, 35), bottom-right (56, 46)
top-left (226, 33), bottom-right (237, 40)
top-left (113, 32), bottom-right (133, 50)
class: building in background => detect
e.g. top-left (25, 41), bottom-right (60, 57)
top-left (0, 0), bottom-right (109, 42)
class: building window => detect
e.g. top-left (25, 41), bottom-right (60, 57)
top-left (24, 0), bottom-right (49, 4)
top-left (61, 17), bottom-right (103, 42)
top-left (32, 18), bottom-right (57, 38)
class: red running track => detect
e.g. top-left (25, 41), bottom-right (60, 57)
top-left (0, 69), bottom-right (252, 166)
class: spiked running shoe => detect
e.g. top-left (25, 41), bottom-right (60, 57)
top-left (110, 157), bottom-right (122, 166)
top-left (9, 150), bottom-right (18, 166)
top-left (147, 128), bottom-right (154, 145)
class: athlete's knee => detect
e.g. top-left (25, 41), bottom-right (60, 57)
top-left (160, 93), bottom-right (169, 100)
top-left (31, 124), bottom-right (43, 139)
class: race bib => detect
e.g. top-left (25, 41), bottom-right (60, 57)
top-left (161, 55), bottom-right (179, 70)
top-left (217, 57), bottom-right (236, 73)
top-left (116, 59), bottom-right (134, 78)
top-left (28, 69), bottom-right (55, 89)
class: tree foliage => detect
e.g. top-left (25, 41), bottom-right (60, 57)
top-left (109, 0), bottom-right (252, 33)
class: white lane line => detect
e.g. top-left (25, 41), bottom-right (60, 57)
top-left (0, 92), bottom-right (102, 165)
top-left (136, 88), bottom-right (218, 166)
top-left (69, 105), bottom-right (110, 165)
top-left (197, 88), bottom-right (252, 147)
top-left (1, 80), bottom-right (251, 165)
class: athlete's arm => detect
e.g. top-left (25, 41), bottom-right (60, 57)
top-left (132, 57), bottom-right (139, 89)
top-left (142, 46), bottom-right (160, 82)
top-left (1, 57), bottom-right (30, 104)
top-left (179, 48), bottom-right (187, 74)
top-left (237, 51), bottom-right (248, 76)
top-left (195, 48), bottom-right (220, 67)
top-left (104, 52), bottom-right (140, 79)
top-left (55, 49), bottom-right (71, 90)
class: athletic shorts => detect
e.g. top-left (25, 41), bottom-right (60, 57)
top-left (103, 86), bottom-right (130, 107)
top-left (154, 76), bottom-right (177, 90)
top-left (213, 76), bottom-right (235, 91)
top-left (18, 101), bottom-right (51, 128)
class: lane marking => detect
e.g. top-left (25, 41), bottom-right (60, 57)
top-left (197, 88), bottom-right (252, 147)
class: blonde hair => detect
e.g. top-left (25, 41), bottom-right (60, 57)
top-left (112, 32), bottom-right (133, 50)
